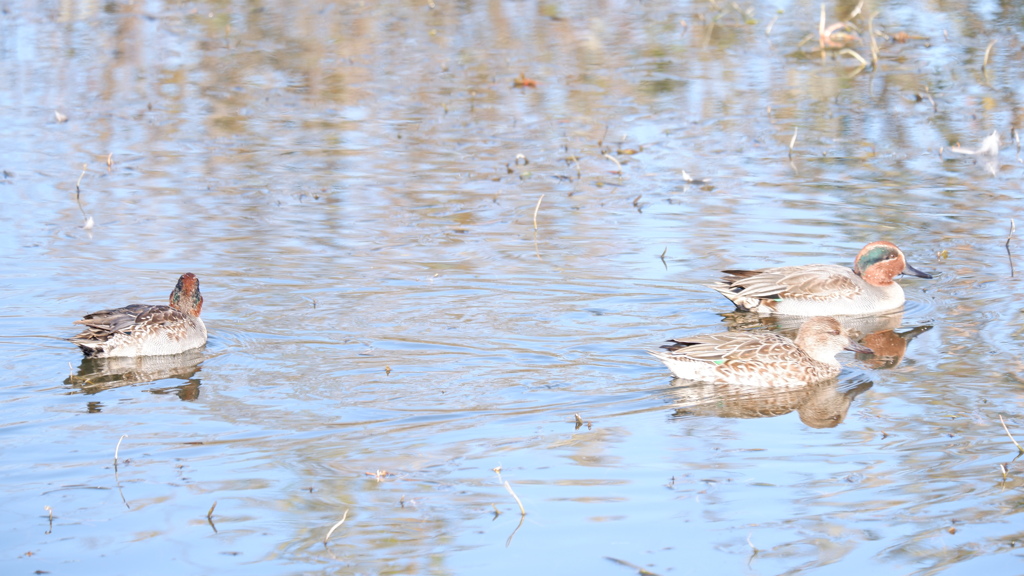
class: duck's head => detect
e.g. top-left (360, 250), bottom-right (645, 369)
top-left (853, 241), bottom-right (933, 286)
top-left (796, 316), bottom-right (873, 361)
top-left (169, 273), bottom-right (203, 316)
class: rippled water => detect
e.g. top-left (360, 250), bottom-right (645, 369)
top-left (2, 0), bottom-right (1024, 574)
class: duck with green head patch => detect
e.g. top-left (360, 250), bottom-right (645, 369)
top-left (711, 241), bottom-right (933, 316)
top-left (71, 273), bottom-right (208, 358)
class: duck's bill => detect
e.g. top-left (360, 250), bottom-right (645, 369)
top-left (845, 341), bottom-right (874, 354)
top-left (902, 262), bottom-right (934, 279)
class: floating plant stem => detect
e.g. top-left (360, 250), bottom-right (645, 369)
top-left (76, 164), bottom-right (87, 194)
top-left (114, 434), bottom-right (127, 466)
top-left (999, 412), bottom-right (1024, 453)
top-left (533, 194), bottom-right (544, 231)
top-left (324, 509), bottom-right (350, 547)
top-left (983, 39), bottom-right (996, 72)
top-left (818, 4), bottom-right (826, 60)
top-left (1007, 219), bottom-right (1016, 277)
top-left (603, 153), bottom-right (622, 174)
top-left (868, 11), bottom-right (879, 68)
top-left (504, 481), bottom-right (526, 516)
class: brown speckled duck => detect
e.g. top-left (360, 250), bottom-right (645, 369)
top-left (649, 317), bottom-right (871, 387)
top-left (71, 273), bottom-right (207, 358)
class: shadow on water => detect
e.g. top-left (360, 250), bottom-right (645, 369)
top-left (64, 349), bottom-right (204, 400)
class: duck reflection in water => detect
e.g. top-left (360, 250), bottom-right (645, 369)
top-left (665, 376), bottom-right (873, 429)
top-left (64, 349), bottom-right (204, 400)
top-left (719, 310), bottom-right (932, 369)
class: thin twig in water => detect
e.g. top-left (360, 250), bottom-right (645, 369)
top-left (505, 514), bottom-right (525, 548)
top-left (504, 481), bottom-right (526, 515)
top-left (533, 194), bottom-right (544, 231)
top-left (1007, 219), bottom-right (1016, 278)
top-left (324, 509), bottom-right (350, 547)
top-left (114, 434), bottom-right (128, 465)
top-left (603, 153), bottom-right (622, 174)
top-left (999, 415), bottom-right (1024, 455)
top-left (983, 39), bottom-right (996, 72)
top-left (113, 434), bottom-right (128, 507)
top-left (746, 533), bottom-right (761, 567)
top-left (847, 0), bottom-right (864, 19)
top-left (839, 48), bottom-right (868, 77)
top-left (114, 464), bottom-right (130, 509)
top-left (818, 4), bottom-right (827, 61)
top-left (206, 502), bottom-right (218, 532)
top-left (867, 11), bottom-right (879, 68)
top-left (923, 87), bottom-right (937, 112)
top-left (75, 164), bottom-right (94, 230)
top-left (788, 127), bottom-right (799, 159)
top-left (839, 49), bottom-right (867, 67)
top-left (605, 556), bottom-right (663, 576)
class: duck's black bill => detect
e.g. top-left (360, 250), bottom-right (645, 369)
top-left (845, 341), bottom-right (874, 354)
top-left (902, 263), bottom-right (933, 279)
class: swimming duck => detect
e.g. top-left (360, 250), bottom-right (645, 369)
top-left (712, 241), bottom-right (933, 316)
top-left (649, 316), bottom-right (871, 386)
top-left (71, 273), bottom-right (207, 358)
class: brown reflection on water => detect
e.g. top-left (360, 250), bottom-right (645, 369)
top-left (667, 377), bottom-right (873, 428)
top-left (64, 349), bottom-right (204, 399)
top-left (718, 310), bottom-right (933, 369)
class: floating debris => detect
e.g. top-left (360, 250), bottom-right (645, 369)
top-left (513, 73), bottom-right (537, 88)
top-left (950, 130), bottom-right (1000, 175)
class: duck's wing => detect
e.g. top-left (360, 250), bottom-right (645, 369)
top-left (716, 264), bottom-right (864, 302)
top-left (664, 331), bottom-right (802, 364)
top-left (72, 304), bottom-right (183, 340)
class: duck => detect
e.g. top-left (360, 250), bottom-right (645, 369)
top-left (649, 316), bottom-right (871, 386)
top-left (711, 241), bottom-right (933, 316)
top-left (71, 273), bottom-right (207, 358)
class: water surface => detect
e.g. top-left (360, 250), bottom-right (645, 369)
top-left (2, 0), bottom-right (1023, 574)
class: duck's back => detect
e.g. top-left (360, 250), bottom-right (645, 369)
top-left (72, 304), bottom-right (207, 358)
top-left (714, 264), bottom-right (904, 315)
